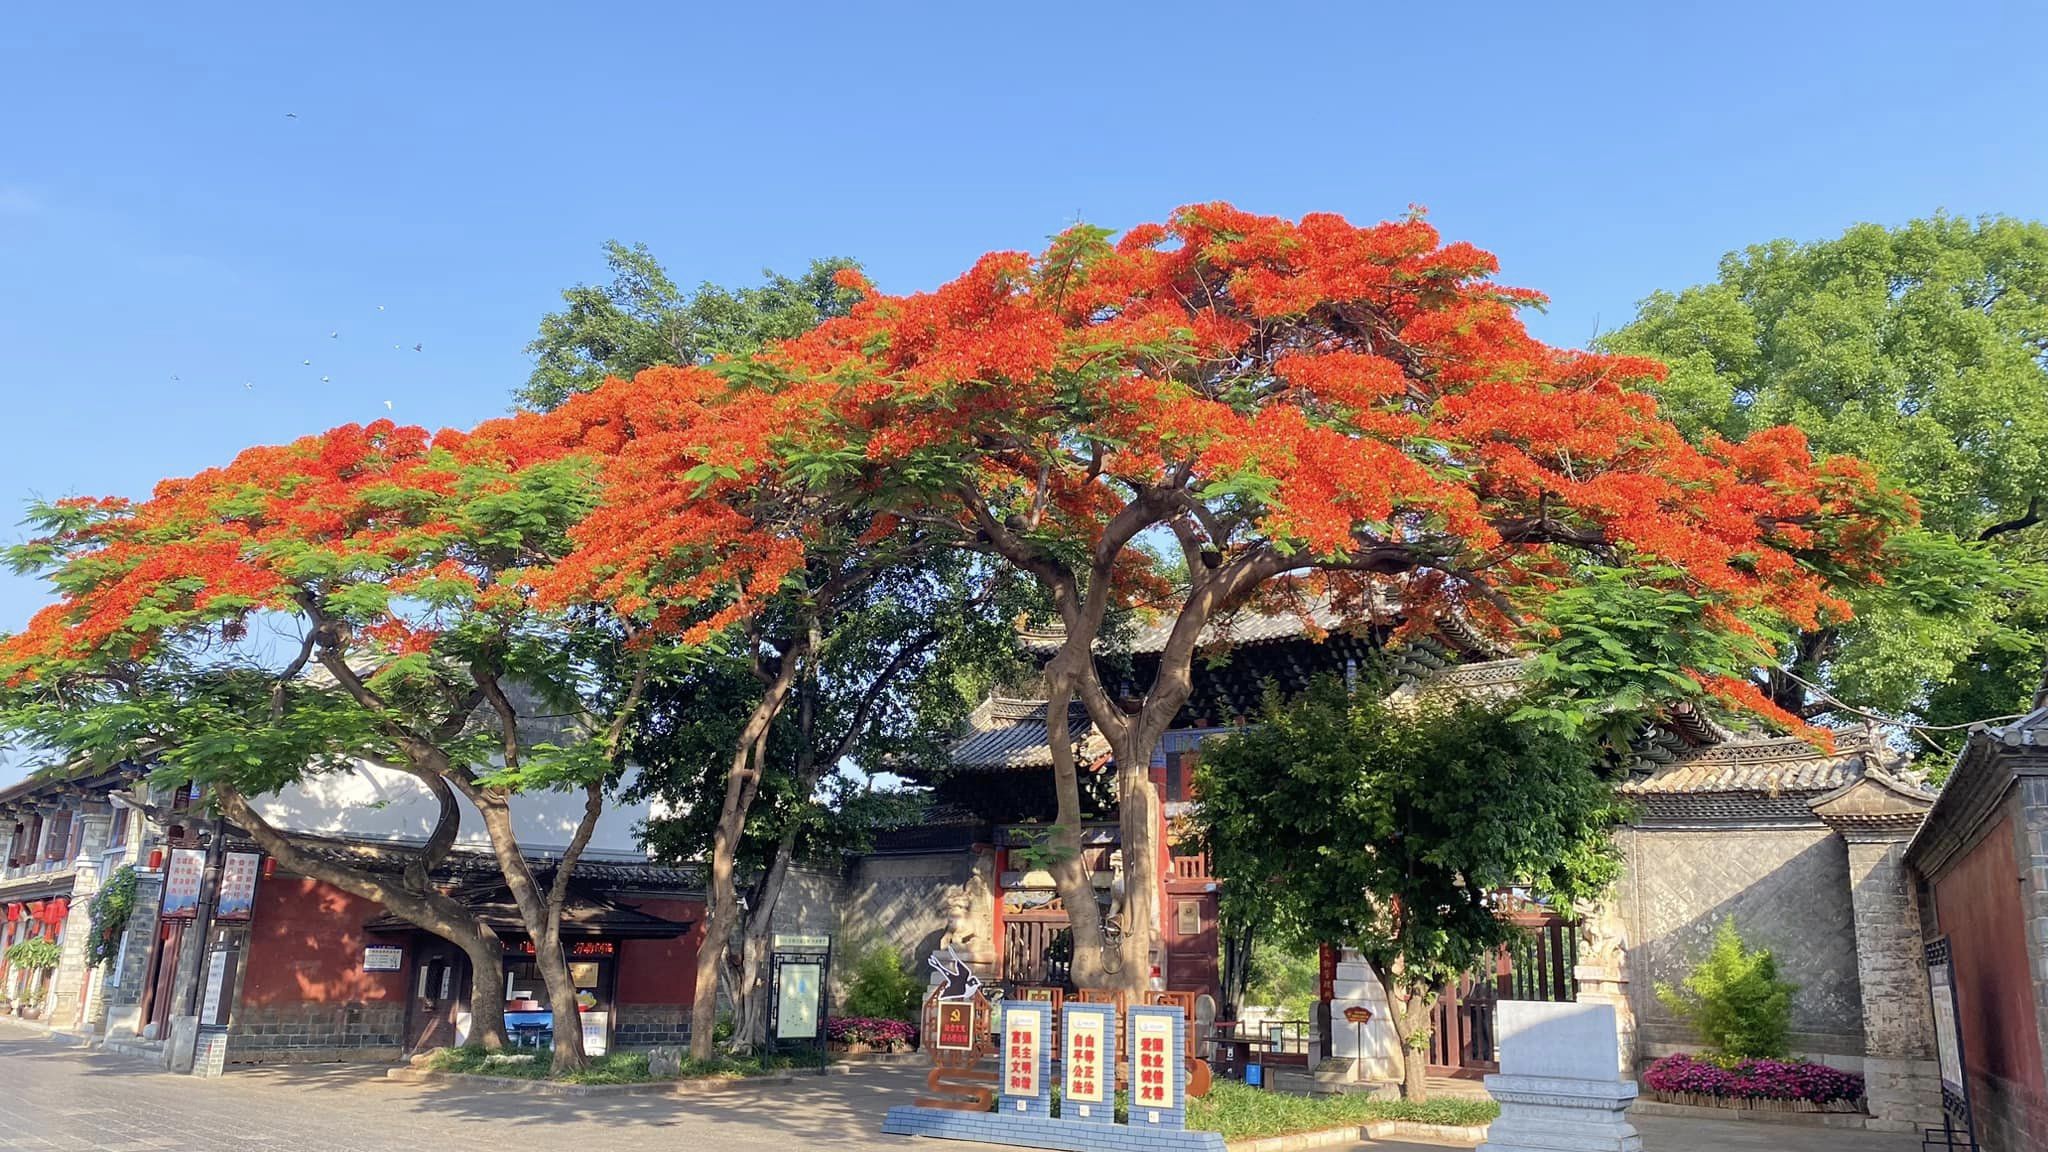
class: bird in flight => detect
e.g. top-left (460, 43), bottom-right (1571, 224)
top-left (384, 400), bottom-right (394, 409)
top-left (302, 359), bottom-right (312, 365)
top-left (377, 304), bottom-right (385, 311)
top-left (285, 112), bottom-right (298, 119)
top-left (321, 376), bottom-right (331, 383)
top-left (413, 343), bottom-right (423, 352)
top-left (329, 331), bottom-right (339, 339)
top-left (245, 381), bottom-right (255, 389)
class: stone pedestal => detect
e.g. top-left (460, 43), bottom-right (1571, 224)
top-left (1480, 1001), bottom-right (1640, 1152)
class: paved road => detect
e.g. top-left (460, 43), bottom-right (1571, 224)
top-left (0, 1021), bottom-right (1928, 1152)
top-left (0, 1021), bottom-right (961, 1152)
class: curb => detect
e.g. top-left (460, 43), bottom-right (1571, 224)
top-left (1224, 1121), bottom-right (1491, 1151)
top-left (1628, 1097), bottom-right (1900, 1131)
top-left (385, 1060), bottom-right (874, 1097)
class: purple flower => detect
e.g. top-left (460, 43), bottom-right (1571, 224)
top-left (1643, 1054), bottom-right (1862, 1105)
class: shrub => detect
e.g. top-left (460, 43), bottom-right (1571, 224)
top-left (840, 938), bottom-right (922, 1021)
top-left (1643, 1053), bottom-right (1862, 1105)
top-left (1655, 919), bottom-right (1794, 1059)
top-left (5, 937), bottom-right (61, 972)
top-left (88, 865), bottom-right (138, 967)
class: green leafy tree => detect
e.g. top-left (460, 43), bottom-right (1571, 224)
top-left (519, 242), bottom-right (861, 412)
top-left (1195, 676), bottom-right (1626, 1100)
top-left (1655, 919), bottom-right (1795, 1060)
top-left (1602, 215), bottom-right (2048, 731)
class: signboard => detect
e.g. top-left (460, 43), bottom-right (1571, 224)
top-left (516, 939), bottom-right (615, 957)
top-left (1064, 1009), bottom-right (1107, 1106)
top-left (772, 933), bottom-right (831, 950)
top-left (1925, 937), bottom-right (1977, 1147)
top-left (934, 1000), bottom-right (976, 1051)
top-left (1133, 1012), bottom-right (1176, 1110)
top-left (214, 852), bottom-right (260, 921)
top-left (200, 949), bottom-right (235, 1025)
top-left (1318, 943), bottom-right (1339, 1001)
top-left (776, 961), bottom-right (823, 1040)
top-left (363, 945), bottom-right (404, 972)
top-left (161, 848), bottom-right (206, 919)
top-left (1003, 1007), bottom-right (1041, 1097)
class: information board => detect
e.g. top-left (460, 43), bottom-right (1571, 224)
top-left (363, 945), bottom-right (404, 972)
top-left (1003, 1008), bottom-right (1041, 1097)
top-left (214, 852), bottom-right (260, 921)
top-left (1064, 1011), bottom-right (1106, 1104)
top-left (161, 848), bottom-right (205, 919)
top-left (934, 1000), bottom-right (975, 1051)
top-left (1133, 1012), bottom-right (1175, 1110)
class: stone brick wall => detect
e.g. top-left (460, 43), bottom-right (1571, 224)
top-left (1843, 836), bottom-right (1942, 1129)
top-left (1620, 826), bottom-right (1866, 1064)
top-left (612, 1003), bottom-right (692, 1050)
top-left (839, 850), bottom-right (996, 976)
top-left (225, 1003), bottom-right (405, 1063)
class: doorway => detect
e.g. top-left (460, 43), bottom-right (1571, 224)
top-left (406, 941), bottom-right (471, 1052)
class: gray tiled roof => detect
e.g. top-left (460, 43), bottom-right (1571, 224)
top-left (1020, 600), bottom-right (1372, 656)
top-left (1619, 730), bottom-right (1931, 801)
top-left (949, 697), bottom-right (1111, 770)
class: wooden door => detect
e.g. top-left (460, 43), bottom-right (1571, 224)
top-left (406, 943), bottom-right (469, 1052)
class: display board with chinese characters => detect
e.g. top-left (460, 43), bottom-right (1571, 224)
top-left (161, 848), bottom-right (206, 919)
top-left (1060, 1001), bottom-right (1115, 1125)
top-left (999, 1000), bottom-right (1050, 1118)
top-left (214, 852), bottom-right (261, 921)
top-left (1127, 1005), bottom-right (1188, 1129)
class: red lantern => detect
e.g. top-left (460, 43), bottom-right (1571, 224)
top-left (147, 848), bottom-right (163, 869)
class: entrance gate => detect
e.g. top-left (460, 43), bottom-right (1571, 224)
top-left (1427, 908), bottom-right (1577, 1077)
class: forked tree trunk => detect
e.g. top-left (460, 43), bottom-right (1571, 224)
top-left (466, 792), bottom-right (589, 1074)
top-left (212, 785), bottom-right (510, 1050)
top-left (691, 659), bottom-right (801, 1061)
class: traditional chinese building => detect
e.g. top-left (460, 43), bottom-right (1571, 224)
top-left (1, 761), bottom-right (166, 1037)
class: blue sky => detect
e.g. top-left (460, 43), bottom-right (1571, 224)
top-left (1, 2), bottom-right (2044, 780)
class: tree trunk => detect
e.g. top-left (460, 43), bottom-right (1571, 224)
top-left (465, 791), bottom-right (588, 1073)
top-left (730, 830), bottom-right (796, 1054)
top-left (212, 785), bottom-right (509, 1050)
top-left (691, 659), bottom-right (800, 1061)
top-left (1111, 732), bottom-right (1164, 996)
top-left (1375, 964), bottom-right (1436, 1102)
top-left (1042, 666), bottom-right (1110, 990)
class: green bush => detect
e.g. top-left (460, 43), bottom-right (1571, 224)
top-left (1656, 919), bottom-right (1795, 1060)
top-left (5, 937), bottom-right (61, 972)
top-left (840, 937), bottom-right (922, 1021)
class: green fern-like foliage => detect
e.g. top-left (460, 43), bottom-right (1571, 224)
top-left (1655, 919), bottom-right (1796, 1059)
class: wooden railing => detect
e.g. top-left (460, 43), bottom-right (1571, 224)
top-left (1170, 853), bottom-right (1213, 882)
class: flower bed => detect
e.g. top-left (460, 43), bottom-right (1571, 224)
top-left (1642, 1053), bottom-right (1864, 1112)
top-left (825, 1016), bottom-right (918, 1053)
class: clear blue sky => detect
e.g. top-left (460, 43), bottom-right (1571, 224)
top-left (1, 2), bottom-right (2043, 777)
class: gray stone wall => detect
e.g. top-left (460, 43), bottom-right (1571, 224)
top-left (613, 1004), bottom-right (692, 1050)
top-left (225, 1003), bottom-right (405, 1064)
top-left (1620, 825), bottom-right (1866, 1064)
top-left (839, 850), bottom-right (994, 971)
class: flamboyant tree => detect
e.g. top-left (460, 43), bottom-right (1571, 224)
top-left (495, 363), bottom-right (1001, 1059)
top-left (724, 203), bottom-right (1915, 989)
top-left (0, 419), bottom-right (659, 1072)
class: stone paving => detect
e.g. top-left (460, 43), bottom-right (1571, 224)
top-left (0, 1020), bottom-right (1930, 1152)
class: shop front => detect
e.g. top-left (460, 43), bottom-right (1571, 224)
top-left (368, 885), bottom-right (693, 1056)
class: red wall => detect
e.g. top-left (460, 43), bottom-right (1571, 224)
top-left (614, 898), bottom-right (704, 1005)
top-left (1935, 812), bottom-right (2048, 1111)
top-left (240, 875), bottom-right (410, 1006)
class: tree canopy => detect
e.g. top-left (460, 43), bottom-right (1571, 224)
top-left (1602, 215), bottom-right (2048, 731)
top-left (1195, 676), bottom-right (1627, 1098)
top-left (518, 241), bottom-right (861, 412)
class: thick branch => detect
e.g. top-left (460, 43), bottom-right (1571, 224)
top-left (1981, 495), bottom-right (2042, 541)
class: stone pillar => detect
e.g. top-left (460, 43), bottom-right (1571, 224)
top-left (47, 812), bottom-right (110, 1029)
top-left (1480, 1001), bottom-right (1640, 1152)
top-left (1572, 895), bottom-right (1637, 1078)
top-left (1810, 772), bottom-right (1942, 1133)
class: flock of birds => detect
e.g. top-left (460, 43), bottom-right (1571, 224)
top-left (214, 112), bottom-right (422, 412)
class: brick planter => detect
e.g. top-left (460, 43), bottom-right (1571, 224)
top-left (1643, 1088), bottom-right (1865, 1114)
